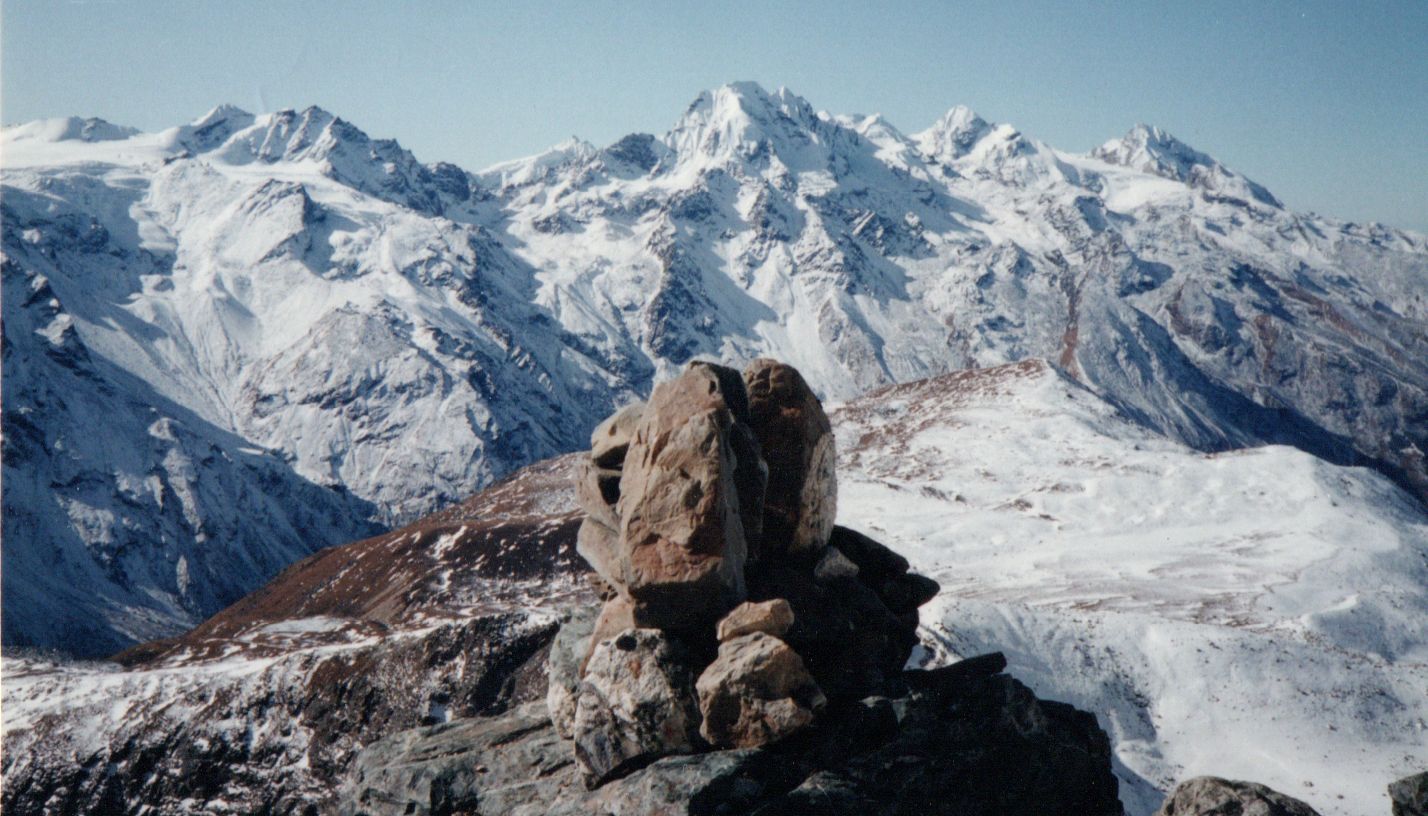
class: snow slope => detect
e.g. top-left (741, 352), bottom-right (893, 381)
top-left (4, 84), bottom-right (1426, 654)
top-left (834, 361), bottom-right (1428, 816)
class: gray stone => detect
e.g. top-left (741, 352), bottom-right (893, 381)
top-left (546, 606), bottom-right (598, 741)
top-left (1391, 771), bottom-right (1428, 816)
top-left (574, 458), bottom-right (623, 532)
top-left (1154, 776), bottom-right (1322, 816)
top-left (813, 546), bottom-right (860, 582)
top-left (573, 628), bottom-right (701, 786)
top-left (575, 516), bottom-right (623, 589)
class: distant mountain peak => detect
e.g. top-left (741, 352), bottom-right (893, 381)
top-left (915, 105), bottom-right (992, 160)
top-left (4, 115), bottom-right (140, 144)
top-left (1094, 123), bottom-right (1282, 207)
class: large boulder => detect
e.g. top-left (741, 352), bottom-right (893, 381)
top-left (546, 606), bottom-right (598, 740)
top-left (1391, 772), bottom-right (1428, 816)
top-left (743, 358), bottom-right (837, 557)
top-left (1154, 776), bottom-right (1322, 816)
top-left (615, 362), bottom-right (764, 632)
top-left (572, 628), bottom-right (702, 786)
top-left (696, 631), bottom-right (826, 748)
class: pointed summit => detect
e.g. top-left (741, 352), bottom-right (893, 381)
top-left (664, 82), bottom-right (824, 165)
top-left (915, 105), bottom-right (991, 161)
top-left (1094, 124), bottom-right (1281, 207)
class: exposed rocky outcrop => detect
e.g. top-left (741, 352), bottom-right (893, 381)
top-left (340, 652), bottom-right (1122, 816)
top-left (561, 359), bottom-right (939, 783)
top-left (1154, 776), bottom-right (1321, 816)
top-left (1392, 771), bottom-right (1428, 816)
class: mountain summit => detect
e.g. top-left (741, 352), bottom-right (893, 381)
top-left (3, 82), bottom-right (1425, 657)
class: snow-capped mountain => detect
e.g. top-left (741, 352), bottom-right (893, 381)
top-left (3, 83), bottom-right (1425, 655)
top-left (4, 363), bottom-right (1423, 816)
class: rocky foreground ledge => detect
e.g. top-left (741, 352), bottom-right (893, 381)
top-left (340, 637), bottom-right (1120, 815)
top-left (341, 358), bottom-right (1122, 815)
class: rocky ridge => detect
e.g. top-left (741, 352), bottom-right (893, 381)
top-left (340, 358), bottom-right (1123, 814)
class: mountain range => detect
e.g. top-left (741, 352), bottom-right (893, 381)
top-left (3, 82), bottom-right (1425, 657)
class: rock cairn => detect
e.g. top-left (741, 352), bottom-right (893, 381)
top-left (552, 358), bottom-right (939, 787)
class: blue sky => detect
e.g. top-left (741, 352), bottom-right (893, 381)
top-left (4, 0), bottom-right (1425, 230)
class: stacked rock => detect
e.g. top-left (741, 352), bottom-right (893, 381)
top-left (555, 358), bottom-right (939, 787)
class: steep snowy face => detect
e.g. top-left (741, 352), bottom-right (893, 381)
top-left (3, 82), bottom-right (1426, 655)
top-left (1, 109), bottom-right (639, 654)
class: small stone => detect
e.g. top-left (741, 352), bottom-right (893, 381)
top-left (878, 572), bottom-right (940, 614)
top-left (813, 547), bottom-right (859, 583)
top-left (573, 628), bottom-right (701, 787)
top-left (581, 594), bottom-right (636, 674)
top-left (590, 402), bottom-right (645, 469)
top-left (716, 599), bottom-right (794, 642)
top-left (1390, 771), bottom-right (1428, 816)
top-left (696, 632), bottom-right (825, 749)
top-left (828, 525), bottom-right (909, 581)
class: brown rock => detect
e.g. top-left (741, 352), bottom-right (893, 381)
top-left (743, 358), bottom-right (836, 556)
top-left (590, 402), bottom-right (645, 469)
top-left (575, 517), bottom-right (623, 590)
top-left (575, 459), bottom-right (623, 533)
top-left (581, 594), bottom-right (636, 674)
top-left (1154, 776), bottom-right (1322, 816)
top-left (616, 364), bottom-right (759, 631)
top-left (574, 628), bottom-right (701, 786)
top-left (696, 631), bottom-right (825, 748)
top-left (716, 599), bottom-right (794, 642)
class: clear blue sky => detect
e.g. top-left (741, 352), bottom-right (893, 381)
top-left (4, 0), bottom-right (1425, 231)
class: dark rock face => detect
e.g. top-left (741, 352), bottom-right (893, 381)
top-left (743, 358), bottom-right (838, 557)
top-left (339, 653), bottom-right (1122, 816)
top-left (1154, 776), bottom-right (1322, 816)
top-left (1391, 771), bottom-right (1428, 816)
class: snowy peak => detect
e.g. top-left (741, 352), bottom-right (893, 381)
top-left (175, 104), bottom-right (256, 151)
top-left (1094, 123), bottom-right (1282, 207)
top-left (664, 81), bottom-right (827, 166)
top-left (915, 104), bottom-right (992, 160)
top-left (3, 115), bottom-right (141, 144)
